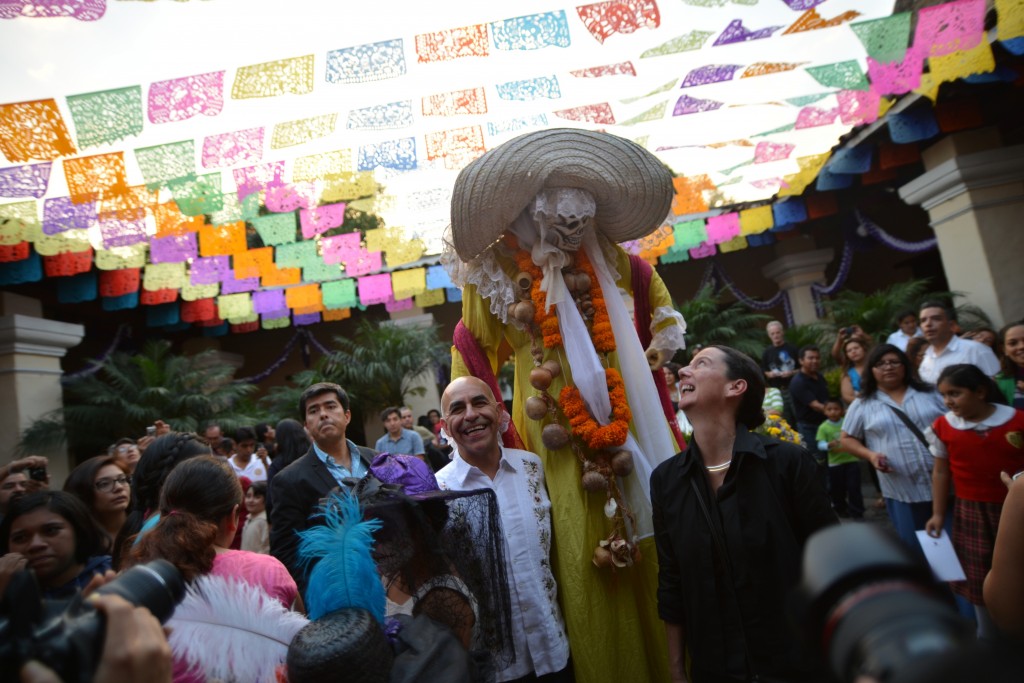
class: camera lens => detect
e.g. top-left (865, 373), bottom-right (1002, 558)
top-left (95, 559), bottom-right (184, 623)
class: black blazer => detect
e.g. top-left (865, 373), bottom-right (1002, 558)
top-left (269, 444), bottom-right (374, 591)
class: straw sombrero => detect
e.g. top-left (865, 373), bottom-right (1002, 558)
top-left (450, 128), bottom-right (675, 260)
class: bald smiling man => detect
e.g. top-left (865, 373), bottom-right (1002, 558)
top-left (435, 377), bottom-right (572, 683)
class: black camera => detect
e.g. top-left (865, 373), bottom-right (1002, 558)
top-left (842, 326), bottom-right (856, 337)
top-left (27, 467), bottom-right (47, 482)
top-left (0, 559), bottom-right (184, 683)
top-left (795, 524), bottom-right (976, 683)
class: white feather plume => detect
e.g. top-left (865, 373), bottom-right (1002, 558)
top-left (167, 574), bottom-right (309, 683)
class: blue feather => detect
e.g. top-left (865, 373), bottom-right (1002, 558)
top-left (295, 490), bottom-right (385, 623)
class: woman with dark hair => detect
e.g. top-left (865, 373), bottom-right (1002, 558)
top-left (840, 343), bottom-right (948, 549)
top-left (265, 418), bottom-right (311, 518)
top-left (995, 320), bottom-right (1024, 408)
top-left (128, 456), bottom-right (299, 607)
top-left (651, 346), bottom-right (835, 683)
top-left (0, 491), bottom-right (111, 599)
top-left (255, 422), bottom-right (276, 453)
top-left (112, 432), bottom-right (211, 568)
top-left (127, 456), bottom-right (303, 683)
top-left (63, 455), bottom-right (131, 545)
top-left (839, 335), bottom-right (872, 406)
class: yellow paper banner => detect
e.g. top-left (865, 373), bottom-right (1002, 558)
top-left (414, 288), bottom-right (446, 308)
top-left (292, 150), bottom-right (354, 181)
top-left (218, 293), bottom-right (254, 320)
top-left (143, 262), bottom-right (187, 291)
top-left (181, 281), bottom-right (220, 301)
top-left (929, 42), bottom-right (995, 86)
top-left (391, 267), bottom-right (426, 300)
top-left (94, 243), bottom-right (147, 270)
top-left (232, 55), bottom-right (315, 99)
top-left (739, 206), bottom-right (773, 235)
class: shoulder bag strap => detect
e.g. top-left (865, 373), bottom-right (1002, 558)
top-left (885, 404), bottom-right (929, 450)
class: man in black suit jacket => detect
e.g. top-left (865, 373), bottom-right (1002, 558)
top-left (269, 382), bottom-right (375, 590)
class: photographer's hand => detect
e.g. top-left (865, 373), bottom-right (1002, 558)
top-left (0, 552), bottom-right (27, 598)
top-left (19, 595), bottom-right (173, 683)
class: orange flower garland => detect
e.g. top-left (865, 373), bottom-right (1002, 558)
top-left (560, 369), bottom-right (633, 450)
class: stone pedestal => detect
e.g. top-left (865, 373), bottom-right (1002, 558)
top-left (899, 132), bottom-right (1024, 327)
top-left (762, 247), bottom-right (835, 326)
top-left (0, 313), bottom-right (85, 486)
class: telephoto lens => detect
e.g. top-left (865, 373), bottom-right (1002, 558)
top-left (794, 524), bottom-right (974, 683)
top-left (94, 558), bottom-right (184, 623)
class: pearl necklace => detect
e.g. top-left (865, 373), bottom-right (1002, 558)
top-left (705, 460), bottom-right (732, 473)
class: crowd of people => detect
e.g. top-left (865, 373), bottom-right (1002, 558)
top-left (1, 127), bottom-right (1022, 682)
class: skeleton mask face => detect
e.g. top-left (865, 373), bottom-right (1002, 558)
top-left (532, 188), bottom-right (596, 253)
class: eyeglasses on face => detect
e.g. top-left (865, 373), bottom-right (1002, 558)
top-left (873, 360), bottom-right (903, 369)
top-left (94, 475), bottom-right (130, 492)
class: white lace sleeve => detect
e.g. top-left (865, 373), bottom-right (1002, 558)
top-left (441, 229), bottom-right (518, 325)
top-left (649, 306), bottom-right (687, 353)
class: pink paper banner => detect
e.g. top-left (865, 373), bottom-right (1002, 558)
top-left (148, 71), bottom-right (225, 124)
top-left (321, 232), bottom-right (362, 265)
top-left (705, 213), bottom-right (740, 244)
top-left (569, 62), bottom-right (637, 78)
top-left (795, 106), bottom-right (839, 129)
top-left (866, 49), bottom-right (924, 95)
top-left (553, 103), bottom-right (615, 124)
top-left (914, 0), bottom-right (985, 57)
top-left (837, 89), bottom-right (880, 126)
top-left (266, 182), bottom-right (315, 213)
top-left (233, 161), bottom-right (285, 200)
top-left (202, 128), bottom-right (265, 169)
top-left (299, 203), bottom-right (346, 239)
top-left (358, 273), bottom-right (393, 306)
top-left (754, 141), bottom-right (795, 163)
top-left (345, 249), bottom-right (382, 277)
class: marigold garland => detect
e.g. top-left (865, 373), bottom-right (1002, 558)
top-left (559, 369), bottom-right (632, 451)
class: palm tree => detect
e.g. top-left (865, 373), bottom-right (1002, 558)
top-left (674, 284), bottom-right (772, 359)
top-left (18, 340), bottom-right (257, 460)
top-left (259, 320), bottom-right (449, 439)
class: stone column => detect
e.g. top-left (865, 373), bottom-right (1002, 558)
top-left (761, 237), bottom-right (835, 326)
top-left (0, 294), bottom-right (85, 486)
top-left (899, 128), bottom-right (1024, 327)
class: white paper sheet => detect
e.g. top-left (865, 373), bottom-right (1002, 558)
top-left (916, 530), bottom-right (967, 582)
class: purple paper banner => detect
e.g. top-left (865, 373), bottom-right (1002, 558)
top-left (221, 270), bottom-right (260, 294)
top-left (252, 289), bottom-right (286, 314)
top-left (150, 233), bottom-right (198, 264)
top-left (780, 0), bottom-right (827, 10)
top-left (673, 94), bottom-right (723, 116)
top-left (326, 38), bottom-right (407, 84)
top-left (0, 163), bottom-right (52, 198)
top-left (148, 71), bottom-right (225, 124)
top-left (43, 197), bottom-right (97, 235)
top-left (190, 256), bottom-right (231, 285)
top-left (99, 216), bottom-right (147, 249)
top-left (0, 0), bottom-right (105, 21)
top-left (680, 65), bottom-right (741, 88)
top-left (713, 19), bottom-right (782, 46)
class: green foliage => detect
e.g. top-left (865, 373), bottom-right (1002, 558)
top-left (18, 340), bottom-right (258, 460)
top-left (261, 321), bottom-right (449, 428)
top-left (674, 284), bottom-right (772, 359)
top-left (823, 279), bottom-right (934, 341)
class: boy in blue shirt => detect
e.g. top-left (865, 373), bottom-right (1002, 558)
top-left (817, 398), bottom-right (864, 519)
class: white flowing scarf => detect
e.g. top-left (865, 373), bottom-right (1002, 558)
top-left (513, 198), bottom-right (676, 539)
